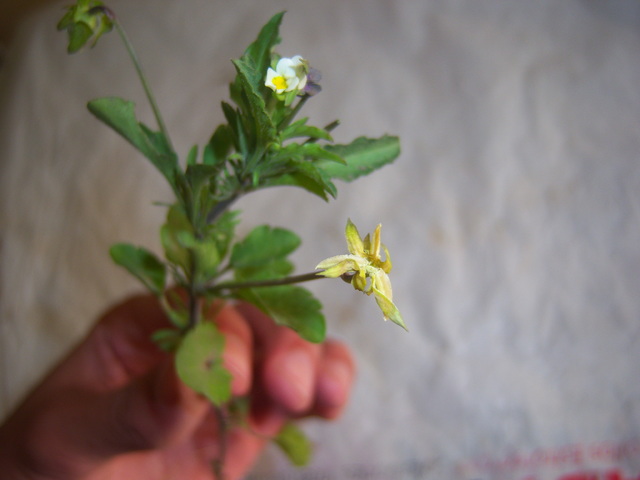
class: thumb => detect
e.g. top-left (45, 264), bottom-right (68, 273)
top-left (58, 358), bottom-right (210, 465)
top-left (1, 358), bottom-right (210, 479)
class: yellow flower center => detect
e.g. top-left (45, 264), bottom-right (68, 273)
top-left (272, 76), bottom-right (287, 90)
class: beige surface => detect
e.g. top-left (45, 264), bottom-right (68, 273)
top-left (2, 1), bottom-right (640, 478)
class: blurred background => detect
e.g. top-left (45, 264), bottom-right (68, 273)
top-left (2, 1), bottom-right (640, 479)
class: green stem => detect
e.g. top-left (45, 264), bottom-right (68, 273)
top-left (210, 271), bottom-right (324, 294)
top-left (278, 95), bottom-right (309, 130)
top-left (113, 19), bottom-right (174, 151)
top-left (211, 406), bottom-right (228, 480)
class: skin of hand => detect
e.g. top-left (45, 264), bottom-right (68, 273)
top-left (0, 295), bottom-right (355, 480)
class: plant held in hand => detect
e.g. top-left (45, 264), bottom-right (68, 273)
top-left (58, 1), bottom-right (405, 476)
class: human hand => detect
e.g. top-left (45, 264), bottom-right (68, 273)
top-left (0, 295), bottom-right (355, 480)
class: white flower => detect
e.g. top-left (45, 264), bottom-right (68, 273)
top-left (265, 55), bottom-right (308, 94)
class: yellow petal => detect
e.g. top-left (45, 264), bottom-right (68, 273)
top-left (315, 254), bottom-right (364, 278)
top-left (380, 244), bottom-right (392, 273)
top-left (373, 289), bottom-right (407, 330)
top-left (345, 219), bottom-right (365, 256)
top-left (371, 270), bottom-right (406, 330)
top-left (372, 224), bottom-right (382, 260)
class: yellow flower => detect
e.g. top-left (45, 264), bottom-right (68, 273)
top-left (316, 219), bottom-right (406, 330)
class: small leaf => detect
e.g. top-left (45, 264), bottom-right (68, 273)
top-left (243, 12), bottom-right (284, 76)
top-left (175, 322), bottom-right (232, 406)
top-left (208, 210), bottom-right (240, 261)
top-left (221, 102), bottom-right (247, 155)
top-left (273, 142), bottom-right (345, 165)
top-left (109, 243), bottom-right (166, 295)
top-left (318, 135), bottom-right (401, 182)
top-left (176, 230), bottom-right (221, 283)
top-left (262, 161), bottom-right (337, 201)
top-left (186, 145), bottom-right (198, 166)
top-left (205, 124), bottom-right (233, 166)
top-left (57, 0), bottom-right (114, 53)
top-left (87, 97), bottom-right (178, 187)
top-left (232, 57), bottom-right (277, 148)
top-left (281, 118), bottom-right (333, 142)
top-left (151, 328), bottom-right (182, 352)
top-left (160, 205), bottom-right (194, 273)
top-left (230, 226), bottom-right (300, 269)
top-left (236, 285), bottom-right (326, 343)
top-left (274, 422), bottom-right (313, 467)
top-left (235, 258), bottom-right (294, 282)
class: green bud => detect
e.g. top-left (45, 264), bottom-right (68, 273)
top-left (57, 0), bottom-right (114, 53)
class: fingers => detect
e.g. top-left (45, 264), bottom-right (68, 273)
top-left (236, 303), bottom-right (356, 427)
top-left (314, 340), bottom-right (355, 419)
top-left (49, 294), bottom-right (171, 392)
top-left (210, 304), bottom-right (253, 397)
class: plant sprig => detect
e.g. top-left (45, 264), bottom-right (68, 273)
top-left (58, 1), bottom-right (403, 473)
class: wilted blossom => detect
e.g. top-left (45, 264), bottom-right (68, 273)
top-left (316, 219), bottom-right (406, 330)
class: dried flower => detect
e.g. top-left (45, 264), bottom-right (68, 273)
top-left (316, 219), bottom-right (406, 330)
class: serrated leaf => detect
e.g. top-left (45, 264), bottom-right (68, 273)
top-left (243, 12), bottom-right (284, 74)
top-left (87, 97), bottom-right (178, 187)
top-left (232, 57), bottom-right (277, 150)
top-left (273, 142), bottom-right (345, 165)
top-left (175, 322), bottom-right (232, 406)
top-left (262, 160), bottom-right (337, 201)
top-left (109, 243), bottom-right (166, 295)
top-left (235, 258), bottom-right (295, 282)
top-left (318, 135), bottom-right (401, 182)
top-left (263, 173), bottom-right (330, 201)
top-left (230, 225), bottom-right (300, 269)
top-left (236, 285), bottom-right (326, 343)
top-left (281, 118), bottom-right (333, 142)
top-left (274, 422), bottom-right (313, 467)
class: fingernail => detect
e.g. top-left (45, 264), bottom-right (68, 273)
top-left (319, 360), bottom-right (351, 409)
top-left (222, 332), bottom-right (250, 396)
top-left (273, 348), bottom-right (314, 412)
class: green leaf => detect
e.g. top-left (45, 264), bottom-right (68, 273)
top-left (175, 322), bottom-right (232, 406)
top-left (230, 226), bottom-right (300, 269)
top-left (64, 22), bottom-right (94, 53)
top-left (160, 204), bottom-right (194, 274)
top-left (262, 161), bottom-right (337, 201)
top-left (185, 164), bottom-right (221, 195)
top-left (186, 144), bottom-right (198, 166)
top-left (109, 243), bottom-right (166, 295)
top-left (232, 57), bottom-right (277, 149)
top-left (151, 328), bottom-right (182, 352)
top-left (208, 210), bottom-right (240, 261)
top-left (87, 97), bottom-right (178, 187)
top-left (176, 230), bottom-right (221, 283)
top-left (57, 0), bottom-right (114, 53)
top-left (221, 102), bottom-right (247, 155)
top-left (205, 124), bottom-right (233, 166)
top-left (318, 135), bottom-right (401, 182)
top-left (235, 257), bottom-right (294, 282)
top-left (243, 12), bottom-right (284, 75)
top-left (273, 142), bottom-right (345, 165)
top-left (236, 285), bottom-right (326, 343)
top-left (280, 118), bottom-right (333, 142)
top-left (274, 422), bottom-right (313, 467)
